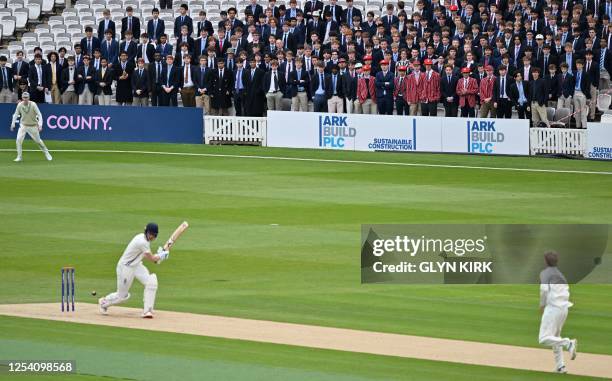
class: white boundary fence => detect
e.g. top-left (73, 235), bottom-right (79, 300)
top-left (530, 128), bottom-right (587, 156)
top-left (204, 116), bottom-right (267, 145)
top-left (203, 116), bottom-right (593, 157)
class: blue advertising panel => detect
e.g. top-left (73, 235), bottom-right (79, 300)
top-left (0, 104), bottom-right (203, 144)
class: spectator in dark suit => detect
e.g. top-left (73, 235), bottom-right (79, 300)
top-left (288, 58), bottom-right (310, 111)
top-left (161, 55), bottom-right (180, 106)
top-left (148, 52), bottom-right (165, 106)
top-left (325, 64), bottom-right (344, 112)
top-left (81, 26), bottom-right (100, 57)
top-left (245, 0), bottom-right (264, 20)
top-left (210, 60), bottom-right (234, 115)
top-left (343, 0), bottom-right (362, 28)
top-left (375, 59), bottom-right (394, 114)
top-left (232, 58), bottom-right (247, 115)
top-left (121, 7), bottom-right (141, 41)
top-left (508, 72), bottom-right (531, 120)
top-left (493, 65), bottom-right (512, 118)
top-left (115, 51), bottom-right (135, 105)
top-left (381, 4), bottom-right (399, 33)
top-left (12, 51), bottom-right (29, 99)
top-left (95, 57), bottom-right (114, 105)
top-left (303, 0), bottom-right (324, 19)
top-left (323, 0), bottom-right (343, 24)
top-left (101, 30), bottom-right (119, 68)
top-left (119, 30), bottom-right (138, 63)
top-left (244, 56), bottom-right (266, 116)
top-left (137, 33), bottom-right (156, 64)
top-left (280, 22), bottom-right (297, 54)
top-left (176, 25), bottom-right (196, 56)
top-left (28, 54), bottom-right (49, 103)
top-left (60, 56), bottom-right (78, 104)
top-left (197, 10), bottom-right (214, 36)
top-left (530, 68), bottom-right (550, 127)
top-left (98, 9), bottom-right (116, 40)
top-left (440, 64), bottom-right (458, 117)
top-left (557, 63), bottom-right (575, 109)
top-left (76, 55), bottom-right (96, 105)
top-left (263, 59), bottom-right (286, 112)
top-left (310, 62), bottom-right (328, 111)
top-left (194, 55), bottom-right (212, 113)
top-left (174, 4), bottom-right (194, 37)
top-left (583, 50), bottom-right (600, 121)
top-left (131, 59), bottom-right (150, 106)
top-left (0, 55), bottom-right (14, 103)
top-left (156, 35), bottom-right (173, 58)
top-left (147, 8), bottom-right (165, 43)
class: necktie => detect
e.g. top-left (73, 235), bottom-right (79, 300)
top-left (101, 67), bottom-right (105, 78)
top-left (601, 49), bottom-right (606, 68)
top-left (501, 77), bottom-right (505, 97)
top-left (154, 20), bottom-right (157, 34)
top-left (236, 70), bottom-right (242, 90)
top-left (167, 66), bottom-right (172, 86)
top-left (587, 62), bottom-right (591, 72)
top-left (2, 68), bottom-right (6, 88)
top-left (273, 71), bottom-right (278, 91)
top-left (398, 76), bottom-right (402, 90)
top-left (184, 67), bottom-right (188, 83)
top-left (37, 66), bottom-right (42, 85)
top-left (332, 75), bottom-right (336, 95)
top-left (200, 67), bottom-right (204, 86)
top-left (319, 73), bottom-right (323, 90)
top-left (181, 16), bottom-right (184, 23)
top-left (447, 75), bottom-right (451, 83)
top-left (128, 17), bottom-right (132, 30)
top-left (157, 63), bottom-right (161, 81)
top-left (88, 39), bottom-right (91, 53)
top-left (139, 69), bottom-right (143, 77)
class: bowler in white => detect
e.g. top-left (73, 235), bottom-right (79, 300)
top-left (538, 251), bottom-right (577, 374)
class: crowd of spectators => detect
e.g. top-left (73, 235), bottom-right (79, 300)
top-left (1, 0), bottom-right (612, 127)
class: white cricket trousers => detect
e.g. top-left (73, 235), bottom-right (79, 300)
top-left (539, 306), bottom-right (571, 370)
top-left (16, 126), bottom-right (50, 159)
top-left (103, 262), bottom-right (158, 313)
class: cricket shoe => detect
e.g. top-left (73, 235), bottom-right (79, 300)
top-left (45, 152), bottom-right (53, 161)
top-left (556, 366), bottom-right (567, 374)
top-left (569, 339), bottom-right (578, 360)
top-left (14, 157), bottom-right (22, 162)
top-left (98, 298), bottom-right (108, 315)
top-left (142, 309), bottom-right (154, 319)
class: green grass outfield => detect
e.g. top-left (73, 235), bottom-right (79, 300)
top-left (1, 139), bottom-right (611, 380)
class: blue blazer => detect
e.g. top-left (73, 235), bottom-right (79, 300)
top-left (156, 43), bottom-right (173, 58)
top-left (100, 40), bottom-right (119, 66)
top-left (375, 70), bottom-right (395, 98)
top-left (147, 18), bottom-right (165, 42)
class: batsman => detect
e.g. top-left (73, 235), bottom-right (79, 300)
top-left (99, 222), bottom-right (187, 318)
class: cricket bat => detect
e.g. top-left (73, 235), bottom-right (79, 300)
top-left (163, 221), bottom-right (189, 251)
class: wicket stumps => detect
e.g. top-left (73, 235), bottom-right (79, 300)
top-left (61, 267), bottom-right (75, 312)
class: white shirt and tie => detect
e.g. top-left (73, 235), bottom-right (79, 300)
top-left (268, 70), bottom-right (279, 93)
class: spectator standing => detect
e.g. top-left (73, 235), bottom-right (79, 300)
top-left (393, 65), bottom-right (408, 115)
top-left (194, 55), bottom-right (211, 113)
top-left (77, 55), bottom-right (95, 105)
top-left (356, 65), bottom-right (377, 114)
top-left (264, 60), bottom-right (285, 112)
top-left (456, 67), bottom-right (478, 117)
top-left (132, 59), bottom-right (150, 106)
top-left (0, 56), bottom-right (14, 103)
top-left (115, 51), bottom-right (135, 106)
top-left (479, 65), bottom-right (496, 117)
top-left (180, 55), bottom-right (196, 107)
top-left (96, 58), bottom-right (114, 106)
top-left (210, 60), bottom-right (233, 115)
top-left (530, 68), bottom-right (550, 127)
top-left (421, 59), bottom-right (441, 116)
top-left (244, 56), bottom-right (266, 116)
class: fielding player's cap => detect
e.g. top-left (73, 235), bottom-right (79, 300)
top-left (379, 59), bottom-right (388, 65)
top-left (536, 34), bottom-right (544, 39)
top-left (145, 222), bottom-right (159, 237)
top-left (424, 58), bottom-right (433, 65)
top-left (449, 4), bottom-right (458, 11)
top-left (363, 55), bottom-right (373, 61)
top-left (398, 65), bottom-right (407, 71)
top-left (362, 64), bottom-right (371, 71)
top-left (461, 67), bottom-right (471, 73)
top-left (22, 92), bottom-right (30, 98)
top-left (355, 62), bottom-right (363, 69)
top-left (485, 65), bottom-right (494, 71)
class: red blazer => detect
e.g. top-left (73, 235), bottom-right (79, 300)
top-left (479, 75), bottom-right (496, 101)
top-left (357, 76), bottom-right (377, 104)
top-left (421, 70), bottom-right (441, 102)
top-left (456, 76), bottom-right (479, 107)
top-left (393, 75), bottom-right (408, 102)
top-left (405, 71), bottom-right (426, 103)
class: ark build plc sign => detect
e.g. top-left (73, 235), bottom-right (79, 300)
top-left (318, 115), bottom-right (356, 148)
